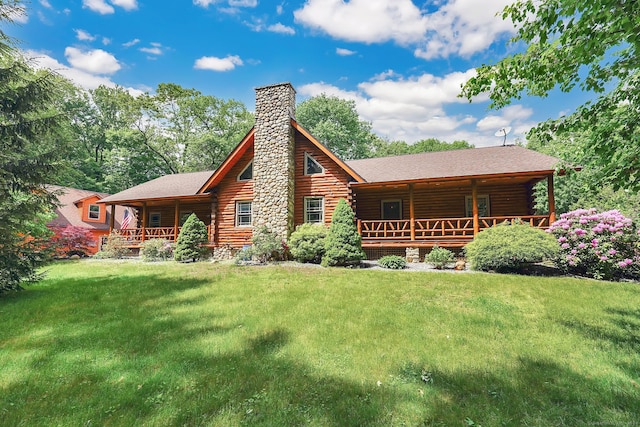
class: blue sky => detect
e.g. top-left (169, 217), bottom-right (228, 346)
top-left (7, 0), bottom-right (593, 147)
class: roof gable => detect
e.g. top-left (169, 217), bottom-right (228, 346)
top-left (198, 128), bottom-right (255, 193)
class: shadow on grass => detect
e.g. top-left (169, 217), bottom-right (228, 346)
top-left (0, 270), bottom-right (401, 426)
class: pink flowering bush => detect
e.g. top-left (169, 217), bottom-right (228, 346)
top-left (548, 209), bottom-right (640, 280)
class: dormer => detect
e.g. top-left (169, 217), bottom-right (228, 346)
top-left (75, 194), bottom-right (107, 224)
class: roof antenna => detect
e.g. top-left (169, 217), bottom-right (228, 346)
top-left (494, 126), bottom-right (512, 146)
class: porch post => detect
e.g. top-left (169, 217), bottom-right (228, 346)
top-left (174, 200), bottom-right (180, 241)
top-left (409, 183), bottom-right (415, 241)
top-left (109, 204), bottom-right (115, 233)
top-left (141, 202), bottom-right (147, 242)
top-left (548, 174), bottom-right (556, 224)
top-left (472, 179), bottom-right (479, 235)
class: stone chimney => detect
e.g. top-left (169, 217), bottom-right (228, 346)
top-left (252, 82), bottom-right (296, 241)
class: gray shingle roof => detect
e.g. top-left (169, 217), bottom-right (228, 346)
top-left (99, 170), bottom-right (214, 204)
top-left (346, 145), bottom-right (559, 183)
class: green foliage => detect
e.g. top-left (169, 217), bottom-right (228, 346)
top-left (321, 199), bottom-right (364, 267)
top-left (174, 213), bottom-right (209, 262)
top-left (94, 233), bottom-right (131, 259)
top-left (247, 226), bottom-right (286, 263)
top-left (461, 0), bottom-right (640, 192)
top-left (464, 221), bottom-right (560, 273)
top-left (378, 255), bottom-right (406, 269)
top-left (372, 138), bottom-right (474, 157)
top-left (425, 245), bottom-right (455, 269)
top-left (0, 20), bottom-right (67, 292)
top-left (296, 94), bottom-right (378, 160)
top-left (288, 223), bottom-right (327, 264)
top-left (141, 238), bottom-right (174, 262)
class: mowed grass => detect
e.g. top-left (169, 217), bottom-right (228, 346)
top-left (1, 261), bottom-right (640, 426)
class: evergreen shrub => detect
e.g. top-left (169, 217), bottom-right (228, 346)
top-left (464, 220), bottom-right (559, 273)
top-left (378, 255), bottom-right (406, 269)
top-left (141, 238), bottom-right (173, 262)
top-left (248, 226), bottom-right (286, 263)
top-left (425, 245), bottom-right (455, 269)
top-left (289, 223), bottom-right (327, 263)
top-left (321, 199), bottom-right (364, 267)
top-left (174, 214), bottom-right (208, 262)
top-left (548, 208), bottom-right (640, 280)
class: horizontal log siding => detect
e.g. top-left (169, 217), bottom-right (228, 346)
top-left (215, 145), bottom-right (254, 247)
top-left (294, 133), bottom-right (352, 227)
top-left (355, 183), bottom-right (531, 220)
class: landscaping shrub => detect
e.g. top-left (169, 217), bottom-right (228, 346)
top-left (464, 220), bottom-right (560, 273)
top-left (141, 238), bottom-right (173, 262)
top-left (288, 223), bottom-right (327, 263)
top-left (378, 255), bottom-right (406, 269)
top-left (548, 208), bottom-right (640, 280)
top-left (247, 226), bottom-right (286, 263)
top-left (321, 199), bottom-right (364, 267)
top-left (174, 214), bottom-right (208, 262)
top-left (47, 225), bottom-right (94, 258)
top-left (425, 245), bottom-right (455, 269)
top-left (95, 232), bottom-right (131, 259)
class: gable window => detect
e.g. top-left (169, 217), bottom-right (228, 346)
top-left (88, 204), bottom-right (101, 220)
top-left (465, 195), bottom-right (490, 217)
top-left (304, 197), bottom-right (324, 224)
top-left (381, 200), bottom-right (402, 220)
top-left (149, 212), bottom-right (161, 227)
top-left (238, 160), bottom-right (253, 181)
top-left (304, 153), bottom-right (324, 175)
top-left (236, 201), bottom-right (252, 227)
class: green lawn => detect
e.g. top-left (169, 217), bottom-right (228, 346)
top-left (1, 261), bottom-right (639, 426)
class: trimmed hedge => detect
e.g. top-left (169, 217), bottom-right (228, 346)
top-left (289, 223), bottom-right (327, 263)
top-left (378, 255), bottom-right (406, 269)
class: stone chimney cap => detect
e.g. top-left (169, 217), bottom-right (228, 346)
top-left (255, 82), bottom-right (296, 93)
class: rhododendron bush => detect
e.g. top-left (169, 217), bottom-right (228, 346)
top-left (548, 209), bottom-right (640, 280)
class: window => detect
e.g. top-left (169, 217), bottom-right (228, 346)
top-left (238, 160), bottom-right (253, 181)
top-left (304, 197), bottom-right (324, 223)
top-left (465, 195), bottom-right (490, 217)
top-left (88, 204), bottom-right (100, 220)
top-left (304, 153), bottom-right (324, 175)
top-left (381, 200), bottom-right (402, 220)
top-left (236, 201), bottom-right (252, 227)
top-left (149, 212), bottom-right (161, 227)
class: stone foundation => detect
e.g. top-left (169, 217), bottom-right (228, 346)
top-left (405, 247), bottom-right (420, 263)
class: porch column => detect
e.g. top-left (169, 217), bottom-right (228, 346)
top-left (548, 174), bottom-right (556, 224)
top-left (409, 183), bottom-right (415, 241)
top-left (141, 202), bottom-right (147, 242)
top-left (174, 200), bottom-right (180, 241)
top-left (472, 179), bottom-right (479, 235)
top-left (109, 204), bottom-right (115, 233)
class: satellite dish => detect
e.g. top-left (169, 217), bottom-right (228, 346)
top-left (494, 126), bottom-right (512, 146)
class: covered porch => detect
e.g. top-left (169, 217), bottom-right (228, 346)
top-left (351, 172), bottom-right (556, 248)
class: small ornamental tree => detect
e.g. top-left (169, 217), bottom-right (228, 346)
top-left (321, 199), bottom-right (364, 267)
top-left (174, 213), bottom-right (208, 262)
top-left (548, 209), bottom-right (640, 280)
top-left (48, 225), bottom-right (94, 257)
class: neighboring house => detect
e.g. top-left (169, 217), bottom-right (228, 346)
top-left (99, 82), bottom-right (562, 260)
top-left (48, 185), bottom-right (126, 254)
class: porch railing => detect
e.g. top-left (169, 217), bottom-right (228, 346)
top-left (113, 226), bottom-right (214, 246)
top-left (358, 215), bottom-right (550, 242)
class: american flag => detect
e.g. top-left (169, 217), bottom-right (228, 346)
top-left (121, 208), bottom-right (132, 229)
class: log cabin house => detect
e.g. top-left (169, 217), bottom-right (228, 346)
top-left (99, 82), bottom-right (561, 260)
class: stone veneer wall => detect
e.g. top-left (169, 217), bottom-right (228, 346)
top-left (252, 83), bottom-right (296, 241)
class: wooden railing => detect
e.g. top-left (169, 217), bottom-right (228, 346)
top-left (113, 226), bottom-right (214, 246)
top-left (359, 215), bottom-right (550, 241)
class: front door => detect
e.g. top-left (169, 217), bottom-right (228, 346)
top-left (382, 200), bottom-right (402, 220)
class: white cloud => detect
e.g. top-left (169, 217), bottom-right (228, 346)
top-left (102, 37), bottom-right (111, 45)
top-left (82, 0), bottom-right (114, 14)
top-left (336, 48), bottom-right (356, 56)
top-left (267, 23), bottom-right (295, 35)
top-left (298, 71), bottom-right (536, 147)
top-left (111, 0), bottom-right (138, 11)
top-left (294, 0), bottom-right (428, 45)
top-left (415, 0), bottom-right (515, 59)
top-left (193, 55), bottom-right (243, 71)
top-left (64, 47), bottom-right (121, 74)
top-left (193, 0), bottom-right (256, 8)
top-left (229, 0), bottom-right (257, 6)
top-left (193, 0), bottom-right (217, 6)
top-left (123, 38), bottom-right (140, 47)
top-left (276, 4), bottom-right (284, 14)
top-left (140, 46), bottom-right (163, 55)
top-left (39, 0), bottom-right (53, 9)
top-left (75, 29), bottom-right (96, 41)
